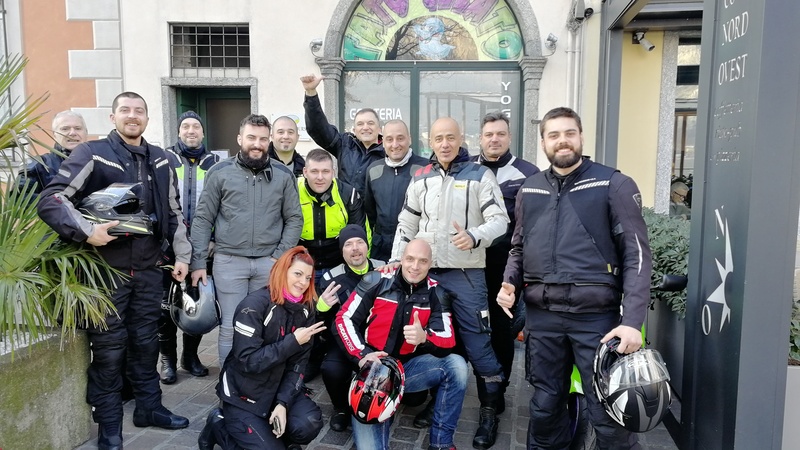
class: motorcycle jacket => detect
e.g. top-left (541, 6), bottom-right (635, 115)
top-left (218, 288), bottom-right (316, 417)
top-left (504, 157), bottom-right (652, 329)
top-left (335, 270), bottom-right (456, 364)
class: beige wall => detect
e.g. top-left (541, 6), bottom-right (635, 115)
top-left (20, 0), bottom-right (96, 150)
top-left (617, 30), bottom-right (665, 207)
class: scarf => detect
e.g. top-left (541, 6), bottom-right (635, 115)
top-left (385, 148), bottom-right (413, 168)
top-left (176, 139), bottom-right (206, 160)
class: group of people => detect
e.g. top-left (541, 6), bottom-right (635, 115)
top-left (24, 72), bottom-right (652, 450)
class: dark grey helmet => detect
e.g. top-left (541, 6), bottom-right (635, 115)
top-left (77, 183), bottom-right (153, 236)
top-left (592, 338), bottom-right (672, 432)
top-left (169, 277), bottom-right (220, 336)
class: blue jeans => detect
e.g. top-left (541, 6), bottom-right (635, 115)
top-left (351, 353), bottom-right (468, 450)
top-left (213, 254), bottom-right (274, 365)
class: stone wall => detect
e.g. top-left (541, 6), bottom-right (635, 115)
top-left (0, 332), bottom-right (91, 450)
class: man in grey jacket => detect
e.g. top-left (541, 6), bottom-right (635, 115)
top-left (190, 114), bottom-right (302, 365)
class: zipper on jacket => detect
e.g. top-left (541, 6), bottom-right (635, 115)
top-left (550, 178), bottom-right (561, 274)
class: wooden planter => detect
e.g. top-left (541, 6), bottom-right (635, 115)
top-left (0, 331), bottom-right (92, 449)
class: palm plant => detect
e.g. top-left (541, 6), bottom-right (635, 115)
top-left (0, 55), bottom-right (118, 355)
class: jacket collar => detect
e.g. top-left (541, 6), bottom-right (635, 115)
top-left (305, 178), bottom-right (337, 206)
top-left (433, 147), bottom-right (471, 174)
top-left (235, 152), bottom-right (273, 181)
top-left (475, 149), bottom-right (512, 168)
top-left (546, 156), bottom-right (593, 182)
top-left (268, 142), bottom-right (304, 166)
top-left (346, 132), bottom-right (385, 154)
top-left (393, 271), bottom-right (431, 295)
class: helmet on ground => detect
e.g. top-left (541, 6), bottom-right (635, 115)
top-left (77, 183), bottom-right (153, 236)
top-left (593, 338), bottom-right (672, 432)
top-left (169, 277), bottom-right (220, 335)
top-left (349, 356), bottom-right (405, 424)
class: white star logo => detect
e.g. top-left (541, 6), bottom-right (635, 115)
top-left (703, 207), bottom-right (733, 335)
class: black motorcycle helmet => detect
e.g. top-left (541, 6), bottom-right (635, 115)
top-left (593, 338), bottom-right (672, 432)
top-left (77, 183), bottom-right (153, 236)
top-left (169, 278), bottom-right (220, 336)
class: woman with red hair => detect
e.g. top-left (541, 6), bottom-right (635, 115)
top-left (199, 246), bottom-right (326, 450)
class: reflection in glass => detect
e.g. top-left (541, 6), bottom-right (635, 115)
top-left (673, 113), bottom-right (696, 178)
top-left (342, 71), bottom-right (411, 132)
top-left (419, 71), bottom-right (520, 158)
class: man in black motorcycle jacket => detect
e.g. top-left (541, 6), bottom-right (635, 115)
top-left (38, 92), bottom-right (191, 450)
top-left (499, 107), bottom-right (652, 450)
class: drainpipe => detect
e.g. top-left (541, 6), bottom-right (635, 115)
top-left (566, 0), bottom-right (587, 111)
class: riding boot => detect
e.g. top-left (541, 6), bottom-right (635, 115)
top-left (182, 333), bottom-right (209, 377)
top-left (473, 377), bottom-right (502, 449)
top-left (158, 318), bottom-right (178, 384)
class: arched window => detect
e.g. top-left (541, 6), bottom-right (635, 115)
top-left (342, 1), bottom-right (524, 62)
top-left (319, 0), bottom-right (545, 160)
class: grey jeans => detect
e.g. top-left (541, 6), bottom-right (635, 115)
top-left (213, 254), bottom-right (275, 365)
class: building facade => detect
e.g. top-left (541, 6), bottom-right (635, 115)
top-left (2, 0), bottom-right (698, 210)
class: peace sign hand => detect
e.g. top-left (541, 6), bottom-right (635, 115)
top-left (293, 321), bottom-right (326, 345)
top-left (320, 282), bottom-right (341, 307)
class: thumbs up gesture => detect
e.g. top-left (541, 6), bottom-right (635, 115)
top-left (403, 311), bottom-right (427, 346)
top-left (451, 221), bottom-right (475, 251)
top-left (497, 282), bottom-right (516, 318)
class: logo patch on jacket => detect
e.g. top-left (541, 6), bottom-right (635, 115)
top-left (632, 193), bottom-right (643, 210)
top-left (240, 307), bottom-right (256, 315)
top-left (453, 181), bottom-right (467, 190)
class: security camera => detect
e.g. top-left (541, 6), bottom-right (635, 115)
top-left (572, 0), bottom-right (586, 21)
top-left (633, 31), bottom-right (655, 52)
top-left (309, 38), bottom-right (323, 54)
top-left (584, 8), bottom-right (594, 19)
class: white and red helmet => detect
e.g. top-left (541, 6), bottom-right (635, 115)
top-left (349, 356), bottom-right (405, 424)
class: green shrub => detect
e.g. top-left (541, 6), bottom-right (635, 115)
top-left (791, 297), bottom-right (800, 363)
top-left (643, 208), bottom-right (691, 319)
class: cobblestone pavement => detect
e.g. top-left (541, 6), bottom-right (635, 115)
top-left (75, 328), bottom-right (678, 449)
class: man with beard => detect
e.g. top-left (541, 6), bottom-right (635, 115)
top-left (391, 117), bottom-right (510, 449)
top-left (297, 148), bottom-right (366, 287)
top-left (269, 115), bottom-right (305, 177)
top-left (313, 224), bottom-right (384, 431)
top-left (190, 114), bottom-right (303, 366)
top-left (38, 92), bottom-right (192, 450)
top-left (158, 111), bottom-right (220, 385)
top-left (364, 119), bottom-right (428, 262)
top-left (497, 107), bottom-right (652, 449)
top-left (301, 74), bottom-right (384, 197)
top-left (16, 110), bottom-right (88, 197)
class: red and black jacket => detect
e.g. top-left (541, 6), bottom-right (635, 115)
top-left (334, 270), bottom-right (456, 364)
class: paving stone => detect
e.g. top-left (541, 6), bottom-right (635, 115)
top-left (70, 331), bottom-right (678, 449)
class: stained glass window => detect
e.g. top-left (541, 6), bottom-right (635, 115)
top-left (342, 0), bottom-right (524, 61)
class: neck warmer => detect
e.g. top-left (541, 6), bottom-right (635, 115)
top-left (283, 288), bottom-right (303, 304)
top-left (177, 139), bottom-right (206, 159)
top-left (385, 148), bottom-right (413, 168)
